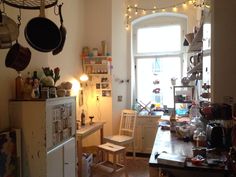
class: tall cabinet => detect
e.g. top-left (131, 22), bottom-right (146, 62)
top-left (9, 97), bottom-right (76, 177)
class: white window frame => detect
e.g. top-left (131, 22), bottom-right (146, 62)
top-left (132, 12), bottom-right (188, 108)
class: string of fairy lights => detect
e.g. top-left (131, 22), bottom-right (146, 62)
top-left (125, 0), bottom-right (210, 30)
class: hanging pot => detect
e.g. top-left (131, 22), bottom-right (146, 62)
top-left (24, 0), bottom-right (61, 52)
top-left (52, 3), bottom-right (66, 55)
top-left (0, 10), bottom-right (19, 49)
top-left (5, 41), bottom-right (31, 71)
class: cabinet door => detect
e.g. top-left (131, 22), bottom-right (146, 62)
top-left (47, 146), bottom-right (64, 177)
top-left (134, 124), bottom-right (143, 152)
top-left (64, 138), bottom-right (76, 177)
top-left (142, 124), bottom-right (157, 153)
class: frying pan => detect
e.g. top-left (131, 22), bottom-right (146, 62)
top-left (24, 0), bottom-right (61, 52)
top-left (52, 3), bottom-right (66, 55)
top-left (0, 10), bottom-right (19, 49)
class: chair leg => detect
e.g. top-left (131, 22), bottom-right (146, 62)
top-left (132, 141), bottom-right (136, 158)
top-left (123, 150), bottom-right (129, 177)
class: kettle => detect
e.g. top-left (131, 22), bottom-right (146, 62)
top-left (206, 123), bottom-right (225, 148)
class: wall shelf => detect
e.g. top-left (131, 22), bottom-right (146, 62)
top-left (82, 56), bottom-right (112, 75)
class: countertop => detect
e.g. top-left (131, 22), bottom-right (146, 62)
top-left (149, 127), bottom-right (229, 174)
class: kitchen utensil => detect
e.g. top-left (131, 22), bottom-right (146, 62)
top-left (24, 0), bottom-right (61, 52)
top-left (185, 33), bottom-right (194, 44)
top-left (5, 41), bottom-right (31, 71)
top-left (181, 77), bottom-right (190, 86)
top-left (52, 3), bottom-right (66, 55)
top-left (190, 53), bottom-right (202, 67)
top-left (206, 123), bottom-right (225, 148)
top-left (0, 10), bottom-right (19, 49)
top-left (5, 16), bottom-right (31, 71)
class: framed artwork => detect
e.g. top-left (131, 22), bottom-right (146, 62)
top-left (101, 77), bottom-right (109, 82)
top-left (96, 83), bottom-right (101, 89)
top-left (102, 90), bottom-right (112, 97)
top-left (101, 83), bottom-right (110, 89)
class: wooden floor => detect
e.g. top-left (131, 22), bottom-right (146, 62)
top-left (92, 156), bottom-right (159, 177)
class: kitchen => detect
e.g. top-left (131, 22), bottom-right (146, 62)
top-left (0, 0), bottom-right (236, 177)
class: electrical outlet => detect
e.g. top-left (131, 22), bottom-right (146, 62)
top-left (117, 96), bottom-right (122, 102)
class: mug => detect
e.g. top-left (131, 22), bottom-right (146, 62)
top-left (190, 53), bottom-right (202, 66)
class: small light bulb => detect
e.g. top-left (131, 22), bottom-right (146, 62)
top-left (128, 7), bottom-right (131, 12)
top-left (126, 24), bottom-right (129, 30)
top-left (134, 4), bottom-right (138, 7)
top-left (135, 10), bottom-right (138, 15)
top-left (189, 0), bottom-right (193, 4)
top-left (173, 6), bottom-right (177, 12)
top-left (182, 3), bottom-right (187, 8)
top-left (162, 8), bottom-right (166, 12)
top-left (152, 10), bottom-right (156, 13)
top-left (142, 10), bottom-right (146, 15)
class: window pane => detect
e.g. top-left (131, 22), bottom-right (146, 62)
top-left (137, 25), bottom-right (181, 53)
top-left (136, 57), bottom-right (181, 108)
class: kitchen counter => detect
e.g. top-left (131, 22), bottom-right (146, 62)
top-left (149, 127), bottom-right (230, 177)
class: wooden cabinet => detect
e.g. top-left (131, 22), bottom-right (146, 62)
top-left (131, 116), bottom-right (160, 154)
top-left (9, 97), bottom-right (76, 177)
top-left (47, 138), bottom-right (76, 177)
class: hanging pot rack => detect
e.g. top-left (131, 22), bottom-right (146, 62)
top-left (2, 0), bottom-right (58, 10)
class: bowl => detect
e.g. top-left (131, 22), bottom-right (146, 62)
top-left (57, 89), bottom-right (66, 97)
top-left (191, 155), bottom-right (205, 165)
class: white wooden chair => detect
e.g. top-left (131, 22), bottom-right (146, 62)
top-left (103, 109), bottom-right (137, 157)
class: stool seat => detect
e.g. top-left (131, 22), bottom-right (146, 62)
top-left (98, 143), bottom-right (126, 152)
top-left (92, 143), bottom-right (128, 177)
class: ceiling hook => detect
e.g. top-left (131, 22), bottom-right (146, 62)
top-left (54, 3), bottom-right (59, 15)
top-left (17, 8), bottom-right (21, 26)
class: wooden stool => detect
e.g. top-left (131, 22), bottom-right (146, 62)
top-left (92, 143), bottom-right (128, 177)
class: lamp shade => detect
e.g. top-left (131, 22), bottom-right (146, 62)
top-left (79, 73), bottom-right (89, 82)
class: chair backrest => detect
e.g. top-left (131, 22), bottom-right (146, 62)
top-left (119, 109), bottom-right (137, 137)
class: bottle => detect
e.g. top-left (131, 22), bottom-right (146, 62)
top-left (81, 109), bottom-right (85, 126)
top-left (101, 40), bottom-right (107, 56)
top-left (15, 71), bottom-right (24, 99)
top-left (189, 101), bottom-right (201, 119)
top-left (32, 71), bottom-right (40, 98)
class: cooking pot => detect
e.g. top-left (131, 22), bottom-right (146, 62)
top-left (5, 41), bottom-right (31, 71)
top-left (24, 0), bottom-right (61, 52)
top-left (0, 10), bottom-right (19, 49)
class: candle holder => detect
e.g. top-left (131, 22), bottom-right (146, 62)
top-left (89, 116), bottom-right (94, 125)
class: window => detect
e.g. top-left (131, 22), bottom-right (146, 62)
top-left (132, 13), bottom-right (187, 111)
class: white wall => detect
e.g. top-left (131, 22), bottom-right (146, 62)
top-left (112, 0), bottom-right (130, 134)
top-left (0, 0), bottom-right (84, 131)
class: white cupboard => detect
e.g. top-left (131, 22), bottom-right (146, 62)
top-left (9, 97), bottom-right (76, 177)
top-left (132, 116), bottom-right (160, 154)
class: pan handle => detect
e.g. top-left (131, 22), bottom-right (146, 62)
top-left (0, 10), bottom-right (2, 23)
top-left (58, 4), bottom-right (63, 24)
top-left (39, 0), bottom-right (45, 17)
